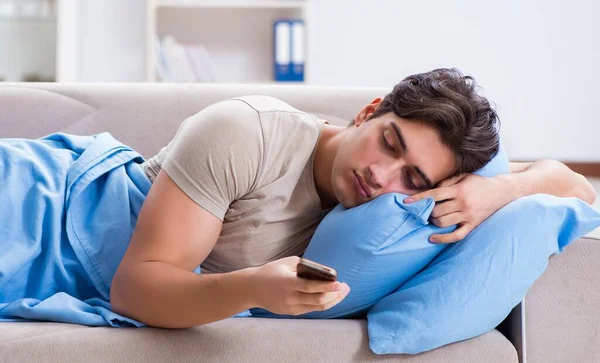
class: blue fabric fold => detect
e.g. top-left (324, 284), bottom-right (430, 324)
top-left (0, 132), bottom-right (250, 327)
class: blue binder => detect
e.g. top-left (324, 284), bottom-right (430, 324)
top-left (290, 20), bottom-right (305, 82)
top-left (274, 19), bottom-right (305, 82)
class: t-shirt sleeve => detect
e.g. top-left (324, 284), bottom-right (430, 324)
top-left (161, 99), bottom-right (264, 221)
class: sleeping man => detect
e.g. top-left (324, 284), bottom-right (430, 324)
top-left (112, 68), bottom-right (596, 327)
top-left (0, 68), bottom-right (595, 330)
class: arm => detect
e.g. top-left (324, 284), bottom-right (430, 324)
top-left (111, 99), bottom-right (352, 326)
top-left (112, 101), bottom-right (265, 328)
top-left (110, 171), bottom-right (258, 329)
top-left (404, 158), bottom-right (597, 243)
top-left (500, 159), bottom-right (596, 205)
top-left (111, 171), bottom-right (347, 326)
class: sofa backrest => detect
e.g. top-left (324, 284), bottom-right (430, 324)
top-left (0, 83), bottom-right (388, 158)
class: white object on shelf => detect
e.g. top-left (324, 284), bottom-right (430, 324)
top-left (154, 36), bottom-right (217, 83)
top-left (154, 38), bottom-right (173, 82)
top-left (185, 44), bottom-right (217, 82)
top-left (0, 0), bottom-right (56, 20)
top-left (161, 36), bottom-right (196, 82)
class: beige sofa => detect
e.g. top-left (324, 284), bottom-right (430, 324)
top-left (0, 82), bottom-right (596, 363)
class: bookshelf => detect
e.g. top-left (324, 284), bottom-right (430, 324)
top-left (155, 1), bottom-right (306, 9)
top-left (146, 0), bottom-right (311, 83)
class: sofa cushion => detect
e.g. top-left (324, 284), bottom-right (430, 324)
top-left (0, 320), bottom-right (518, 362)
top-left (525, 237), bottom-right (600, 363)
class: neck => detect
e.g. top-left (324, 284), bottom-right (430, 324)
top-left (313, 122), bottom-right (346, 210)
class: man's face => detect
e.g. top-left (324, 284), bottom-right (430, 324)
top-left (331, 109), bottom-right (457, 209)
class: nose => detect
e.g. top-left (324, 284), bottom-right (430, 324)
top-left (367, 161), bottom-right (401, 190)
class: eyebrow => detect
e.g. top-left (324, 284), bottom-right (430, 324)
top-left (388, 121), bottom-right (434, 189)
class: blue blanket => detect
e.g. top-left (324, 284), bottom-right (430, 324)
top-left (0, 132), bottom-right (250, 327)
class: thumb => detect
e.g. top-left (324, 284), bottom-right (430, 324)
top-left (284, 256), bottom-right (302, 269)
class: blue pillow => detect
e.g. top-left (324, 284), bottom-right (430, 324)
top-left (367, 194), bottom-right (600, 354)
top-left (249, 140), bottom-right (509, 319)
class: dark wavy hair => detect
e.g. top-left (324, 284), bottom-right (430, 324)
top-left (350, 68), bottom-right (500, 177)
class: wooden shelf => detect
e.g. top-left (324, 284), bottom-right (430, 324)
top-left (147, 0), bottom-right (310, 83)
top-left (156, 0), bottom-right (306, 9)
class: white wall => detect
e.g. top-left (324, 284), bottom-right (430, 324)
top-left (57, 0), bottom-right (146, 82)
top-left (307, 0), bottom-right (600, 161)
top-left (0, 19), bottom-right (56, 81)
top-left (56, 0), bottom-right (78, 82)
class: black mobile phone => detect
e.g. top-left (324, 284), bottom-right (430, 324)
top-left (296, 258), bottom-right (338, 282)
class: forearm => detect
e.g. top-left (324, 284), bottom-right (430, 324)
top-left (498, 159), bottom-right (596, 205)
top-left (110, 261), bottom-right (257, 329)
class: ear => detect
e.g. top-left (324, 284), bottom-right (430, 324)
top-left (354, 97), bottom-right (383, 126)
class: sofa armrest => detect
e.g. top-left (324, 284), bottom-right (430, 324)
top-left (524, 236), bottom-right (600, 363)
top-left (497, 303), bottom-right (525, 363)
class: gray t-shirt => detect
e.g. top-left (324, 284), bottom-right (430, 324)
top-left (141, 95), bottom-right (332, 274)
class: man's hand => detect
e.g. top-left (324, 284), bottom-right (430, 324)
top-left (404, 174), bottom-right (509, 244)
top-left (401, 159), bottom-right (596, 244)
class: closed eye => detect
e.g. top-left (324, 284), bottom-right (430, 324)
top-left (383, 132), bottom-right (421, 190)
top-left (382, 132), bottom-right (395, 153)
top-left (403, 170), bottom-right (418, 190)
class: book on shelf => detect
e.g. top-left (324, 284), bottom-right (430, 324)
top-left (185, 44), bottom-right (217, 83)
top-left (274, 19), bottom-right (304, 82)
top-left (154, 36), bottom-right (217, 83)
top-left (290, 20), bottom-right (305, 82)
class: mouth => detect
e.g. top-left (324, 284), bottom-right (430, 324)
top-left (353, 171), bottom-right (372, 199)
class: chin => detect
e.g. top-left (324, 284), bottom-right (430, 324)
top-left (335, 185), bottom-right (360, 209)
top-left (331, 182), bottom-right (350, 209)
top-left (332, 168), bottom-right (361, 209)
top-left (339, 200), bottom-right (355, 209)
top-left (333, 191), bottom-right (349, 209)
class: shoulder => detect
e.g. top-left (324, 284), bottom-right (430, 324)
top-left (186, 95), bottom-right (304, 132)
top-left (179, 97), bottom-right (265, 137)
top-left (229, 95), bottom-right (306, 115)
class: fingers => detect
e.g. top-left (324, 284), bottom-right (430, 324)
top-left (430, 211), bottom-right (463, 228)
top-left (287, 256), bottom-right (302, 270)
top-left (405, 185), bottom-right (457, 204)
top-left (437, 174), bottom-right (468, 188)
top-left (296, 279), bottom-right (345, 294)
top-left (296, 286), bottom-right (351, 309)
top-left (430, 224), bottom-right (472, 244)
top-left (429, 200), bottom-right (460, 218)
top-left (287, 281), bottom-right (351, 315)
